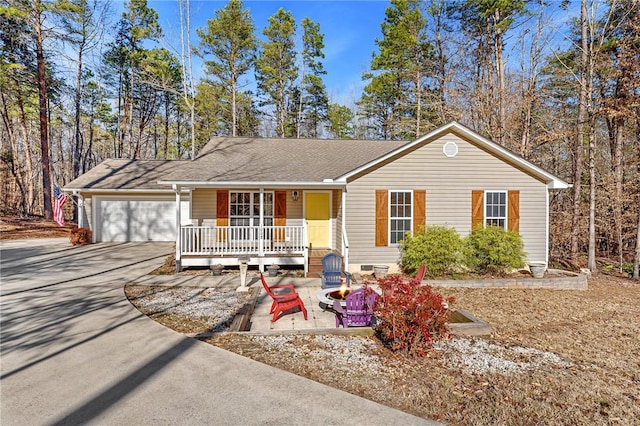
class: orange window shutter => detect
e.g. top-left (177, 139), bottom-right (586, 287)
top-left (413, 190), bottom-right (426, 234)
top-left (471, 190), bottom-right (484, 231)
top-left (216, 190), bottom-right (228, 242)
top-left (274, 191), bottom-right (287, 242)
top-left (507, 190), bottom-right (520, 233)
top-left (375, 190), bottom-right (388, 247)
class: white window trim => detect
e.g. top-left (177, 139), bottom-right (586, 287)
top-left (484, 190), bottom-right (507, 230)
top-left (388, 189), bottom-right (413, 246)
top-left (229, 191), bottom-right (274, 226)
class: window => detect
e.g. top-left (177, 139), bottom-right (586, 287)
top-left (229, 192), bottom-right (273, 239)
top-left (389, 190), bottom-right (412, 244)
top-left (485, 191), bottom-right (507, 229)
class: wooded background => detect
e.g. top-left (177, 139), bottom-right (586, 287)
top-left (1, 0), bottom-right (638, 275)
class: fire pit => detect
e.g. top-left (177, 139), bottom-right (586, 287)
top-left (316, 285), bottom-right (352, 308)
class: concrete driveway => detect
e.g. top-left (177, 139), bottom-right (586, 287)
top-left (0, 239), bottom-right (435, 425)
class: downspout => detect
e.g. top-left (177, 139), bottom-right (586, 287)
top-left (174, 184), bottom-right (182, 272)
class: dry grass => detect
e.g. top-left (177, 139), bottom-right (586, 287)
top-left (0, 215), bottom-right (75, 240)
top-left (205, 274), bottom-right (640, 425)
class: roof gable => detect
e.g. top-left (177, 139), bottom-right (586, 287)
top-left (339, 122), bottom-right (570, 189)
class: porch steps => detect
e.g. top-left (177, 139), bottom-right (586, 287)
top-left (307, 249), bottom-right (341, 278)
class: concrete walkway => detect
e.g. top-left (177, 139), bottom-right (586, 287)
top-left (0, 239), bottom-right (436, 425)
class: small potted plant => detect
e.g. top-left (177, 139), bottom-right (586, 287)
top-left (267, 263), bottom-right (280, 277)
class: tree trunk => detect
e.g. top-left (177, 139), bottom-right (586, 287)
top-left (178, 0), bottom-right (196, 158)
top-left (0, 91), bottom-right (28, 214)
top-left (606, 116), bottom-right (624, 270)
top-left (232, 70), bottom-right (238, 137)
top-left (587, 125), bottom-right (597, 272)
top-left (73, 38), bottom-right (85, 180)
top-left (494, 9), bottom-right (506, 146)
top-left (128, 70), bottom-right (136, 158)
top-left (634, 200), bottom-right (640, 279)
top-left (433, 5), bottom-right (447, 123)
top-left (34, 0), bottom-right (52, 219)
top-left (571, 0), bottom-right (588, 262)
top-left (16, 95), bottom-right (34, 213)
top-left (163, 92), bottom-right (170, 159)
top-left (415, 69), bottom-right (421, 138)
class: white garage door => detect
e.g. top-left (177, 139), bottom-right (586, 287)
top-left (95, 196), bottom-right (191, 242)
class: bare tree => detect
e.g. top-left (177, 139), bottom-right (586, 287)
top-left (178, 0), bottom-right (196, 159)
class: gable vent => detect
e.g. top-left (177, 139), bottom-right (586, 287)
top-left (443, 141), bottom-right (458, 157)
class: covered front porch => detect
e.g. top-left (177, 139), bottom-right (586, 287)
top-left (172, 185), bottom-right (349, 274)
top-left (178, 224), bottom-right (308, 270)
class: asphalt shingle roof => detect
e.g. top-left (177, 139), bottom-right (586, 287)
top-left (64, 159), bottom-right (190, 190)
top-left (161, 137), bottom-right (408, 183)
top-left (64, 137), bottom-right (408, 190)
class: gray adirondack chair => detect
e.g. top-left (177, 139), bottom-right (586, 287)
top-left (320, 252), bottom-right (351, 289)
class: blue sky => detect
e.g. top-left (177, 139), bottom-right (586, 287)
top-left (142, 0), bottom-right (390, 105)
top-left (110, 1), bottom-right (579, 106)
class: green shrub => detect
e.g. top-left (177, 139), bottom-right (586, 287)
top-left (464, 225), bottom-right (526, 274)
top-left (400, 225), bottom-right (463, 278)
top-left (621, 263), bottom-right (634, 277)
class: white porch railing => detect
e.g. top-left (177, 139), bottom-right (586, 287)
top-left (180, 225), bottom-right (306, 256)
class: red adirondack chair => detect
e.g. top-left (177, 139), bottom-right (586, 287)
top-left (414, 264), bottom-right (426, 282)
top-left (260, 273), bottom-right (308, 322)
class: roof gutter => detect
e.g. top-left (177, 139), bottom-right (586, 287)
top-left (156, 180), bottom-right (347, 189)
top-left (62, 187), bottom-right (191, 193)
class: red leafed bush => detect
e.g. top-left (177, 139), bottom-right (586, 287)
top-left (70, 227), bottom-right (92, 246)
top-left (373, 275), bottom-right (454, 357)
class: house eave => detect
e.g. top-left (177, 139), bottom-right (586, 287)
top-left (156, 180), bottom-right (347, 189)
top-left (63, 187), bottom-right (190, 194)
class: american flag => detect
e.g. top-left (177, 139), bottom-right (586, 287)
top-left (53, 184), bottom-right (68, 227)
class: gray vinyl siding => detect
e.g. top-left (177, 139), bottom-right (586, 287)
top-left (345, 133), bottom-right (548, 270)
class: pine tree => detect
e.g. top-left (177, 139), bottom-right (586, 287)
top-left (197, 0), bottom-right (255, 137)
top-left (104, 0), bottom-right (161, 158)
top-left (327, 103), bottom-right (355, 139)
top-left (255, 8), bottom-right (297, 137)
top-left (297, 17), bottom-right (328, 138)
top-left (359, 0), bottom-right (434, 140)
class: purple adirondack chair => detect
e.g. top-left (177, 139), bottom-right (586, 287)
top-left (333, 287), bottom-right (379, 328)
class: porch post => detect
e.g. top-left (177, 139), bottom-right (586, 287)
top-left (174, 184), bottom-right (182, 272)
top-left (73, 190), bottom-right (84, 229)
top-left (258, 188), bottom-right (264, 271)
top-left (342, 188), bottom-right (348, 271)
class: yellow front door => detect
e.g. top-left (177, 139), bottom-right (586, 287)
top-left (305, 192), bottom-right (331, 248)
